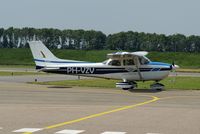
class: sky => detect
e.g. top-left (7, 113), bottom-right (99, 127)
top-left (0, 0), bottom-right (200, 36)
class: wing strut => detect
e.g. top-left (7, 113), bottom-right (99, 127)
top-left (134, 57), bottom-right (143, 80)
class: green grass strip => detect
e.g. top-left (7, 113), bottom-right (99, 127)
top-left (0, 71), bottom-right (45, 76)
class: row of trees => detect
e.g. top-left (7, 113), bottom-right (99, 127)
top-left (0, 27), bottom-right (200, 52)
top-left (0, 27), bottom-right (106, 50)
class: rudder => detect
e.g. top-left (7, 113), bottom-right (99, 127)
top-left (28, 41), bottom-right (60, 69)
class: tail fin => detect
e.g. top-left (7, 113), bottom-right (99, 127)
top-left (29, 41), bottom-right (58, 60)
top-left (29, 41), bottom-right (85, 70)
top-left (28, 41), bottom-right (61, 69)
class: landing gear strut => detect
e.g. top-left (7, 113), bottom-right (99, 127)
top-left (116, 81), bottom-right (137, 90)
top-left (150, 82), bottom-right (165, 91)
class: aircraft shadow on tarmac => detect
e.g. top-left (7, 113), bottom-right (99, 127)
top-left (48, 86), bottom-right (72, 89)
top-left (48, 86), bottom-right (163, 93)
top-left (128, 88), bottom-right (163, 93)
top-left (47, 86), bottom-right (163, 93)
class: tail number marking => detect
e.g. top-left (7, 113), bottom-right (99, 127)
top-left (66, 67), bottom-right (95, 74)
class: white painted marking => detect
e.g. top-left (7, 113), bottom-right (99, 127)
top-left (55, 129), bottom-right (85, 134)
top-left (101, 132), bottom-right (126, 134)
top-left (147, 133), bottom-right (161, 134)
top-left (13, 128), bottom-right (42, 133)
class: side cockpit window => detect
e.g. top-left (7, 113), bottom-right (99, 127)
top-left (123, 59), bottom-right (135, 66)
top-left (108, 60), bottom-right (121, 66)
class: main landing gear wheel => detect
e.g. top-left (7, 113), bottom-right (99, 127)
top-left (150, 83), bottom-right (165, 91)
top-left (116, 81), bottom-right (137, 90)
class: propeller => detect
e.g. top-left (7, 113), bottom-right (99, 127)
top-left (170, 61), bottom-right (179, 84)
top-left (172, 60), bottom-right (175, 66)
top-left (171, 61), bottom-right (180, 70)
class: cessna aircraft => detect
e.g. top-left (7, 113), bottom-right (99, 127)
top-left (29, 41), bottom-right (179, 90)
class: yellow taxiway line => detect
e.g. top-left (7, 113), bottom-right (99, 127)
top-left (22, 95), bottom-right (160, 134)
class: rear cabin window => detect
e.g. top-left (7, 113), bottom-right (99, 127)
top-left (108, 60), bottom-right (121, 66)
top-left (123, 59), bottom-right (135, 66)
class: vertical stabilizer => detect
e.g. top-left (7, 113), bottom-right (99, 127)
top-left (28, 41), bottom-right (58, 61)
top-left (29, 41), bottom-right (86, 69)
top-left (28, 41), bottom-right (60, 69)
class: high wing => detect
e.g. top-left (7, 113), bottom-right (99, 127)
top-left (107, 51), bottom-right (148, 59)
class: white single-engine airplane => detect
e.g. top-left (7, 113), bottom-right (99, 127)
top-left (29, 41), bottom-right (179, 90)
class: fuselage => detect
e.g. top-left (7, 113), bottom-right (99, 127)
top-left (36, 59), bottom-right (172, 81)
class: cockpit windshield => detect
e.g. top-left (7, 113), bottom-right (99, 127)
top-left (139, 56), bottom-right (150, 65)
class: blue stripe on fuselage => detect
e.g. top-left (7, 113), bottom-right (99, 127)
top-left (148, 62), bottom-right (171, 67)
top-left (34, 59), bottom-right (92, 64)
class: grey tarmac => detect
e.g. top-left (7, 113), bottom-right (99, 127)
top-left (0, 75), bottom-right (88, 83)
top-left (0, 79), bottom-right (200, 134)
